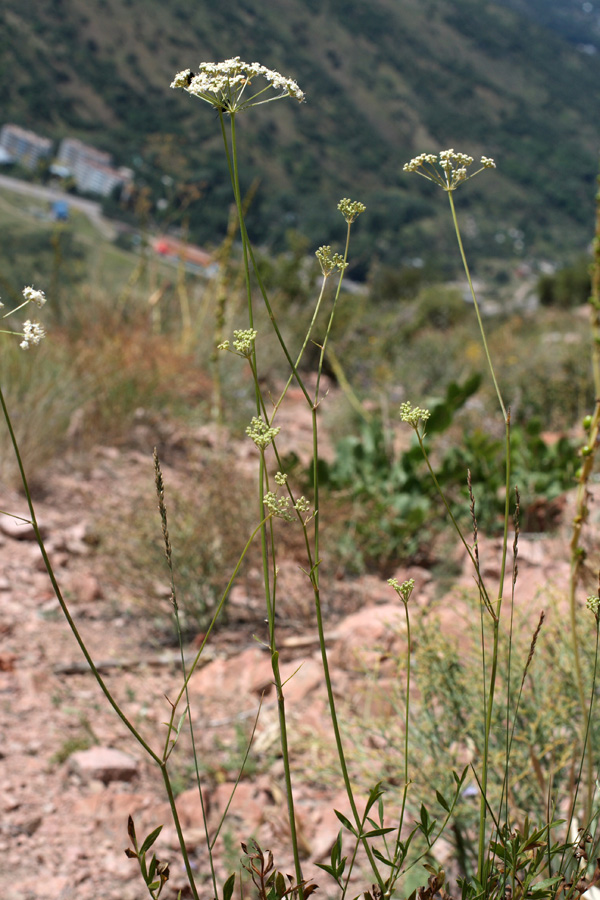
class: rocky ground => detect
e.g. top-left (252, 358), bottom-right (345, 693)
top-left (0, 399), bottom-right (593, 900)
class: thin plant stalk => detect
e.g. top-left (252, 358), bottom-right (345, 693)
top-left (305, 230), bottom-right (386, 887)
top-left (446, 190), bottom-right (512, 880)
top-left (387, 594), bottom-right (413, 895)
top-left (314, 221), bottom-right (352, 403)
top-left (220, 108), bottom-right (305, 893)
top-left (561, 610), bottom-right (600, 872)
top-left (154, 448), bottom-right (218, 898)
top-left (0, 383), bottom-right (202, 900)
top-left (446, 190), bottom-right (507, 422)
top-left (271, 274), bottom-right (329, 418)
top-left (567, 175), bottom-right (600, 823)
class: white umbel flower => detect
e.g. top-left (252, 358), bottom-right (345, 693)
top-left (403, 149), bottom-right (496, 191)
top-left (22, 286), bottom-right (47, 308)
top-left (20, 320), bottom-right (46, 350)
top-left (171, 56), bottom-right (304, 113)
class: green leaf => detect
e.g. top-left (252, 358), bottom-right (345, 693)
top-left (175, 706), bottom-right (189, 738)
top-left (454, 766), bottom-right (468, 786)
top-left (362, 826), bottom-right (396, 839)
top-left (436, 790), bottom-right (450, 812)
top-left (331, 830), bottom-right (342, 867)
top-left (364, 782), bottom-right (385, 816)
top-left (334, 809), bottom-right (358, 837)
top-left (127, 814), bottom-right (137, 846)
top-left (140, 825), bottom-right (163, 855)
top-left (427, 374), bottom-right (481, 435)
top-left (223, 872), bottom-right (236, 900)
top-left (275, 871), bottom-right (286, 898)
top-left (529, 876), bottom-right (563, 893)
top-left (372, 847), bottom-right (395, 868)
top-left (315, 863), bottom-right (336, 878)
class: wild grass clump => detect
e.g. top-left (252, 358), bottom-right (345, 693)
top-left (98, 445), bottom-right (259, 636)
top-left (2, 54), bottom-right (600, 900)
top-left (0, 337), bottom-right (80, 489)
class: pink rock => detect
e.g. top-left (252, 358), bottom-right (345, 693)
top-left (173, 779), bottom-right (273, 838)
top-left (330, 603), bottom-right (407, 671)
top-left (209, 780), bottom-right (272, 834)
top-left (69, 747), bottom-right (139, 783)
top-left (277, 657), bottom-right (323, 707)
top-left (0, 512), bottom-right (36, 540)
top-left (65, 572), bottom-right (103, 603)
top-left (308, 790), bottom-right (354, 863)
top-left (190, 646), bottom-right (270, 710)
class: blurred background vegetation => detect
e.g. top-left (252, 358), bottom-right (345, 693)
top-left (0, 0), bottom-right (599, 274)
top-left (1, 0), bottom-right (598, 591)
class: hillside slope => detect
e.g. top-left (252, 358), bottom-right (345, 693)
top-left (1, 0), bottom-right (599, 272)
top-left (495, 0), bottom-right (600, 48)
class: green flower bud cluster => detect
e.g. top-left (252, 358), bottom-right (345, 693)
top-left (246, 416), bottom-right (280, 449)
top-left (399, 402), bottom-right (431, 429)
top-left (233, 329), bottom-right (257, 356)
top-left (264, 491), bottom-right (294, 521)
top-left (338, 198), bottom-right (366, 223)
top-left (263, 486), bottom-right (313, 523)
top-left (218, 328), bottom-right (258, 357)
top-left (315, 245), bottom-right (348, 277)
top-left (586, 595), bottom-right (600, 620)
top-left (388, 577), bottom-right (415, 603)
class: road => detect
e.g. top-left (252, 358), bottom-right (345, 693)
top-left (0, 174), bottom-right (117, 239)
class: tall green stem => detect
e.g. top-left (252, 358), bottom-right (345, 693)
top-left (446, 190), bottom-right (512, 883)
top-left (272, 275), bottom-right (329, 419)
top-left (0, 384), bottom-right (202, 900)
top-left (447, 191), bottom-right (507, 422)
top-left (315, 222), bottom-right (351, 404)
top-left (221, 111), bottom-right (304, 893)
top-left (566, 174), bottom-right (600, 823)
top-left (306, 227), bottom-right (384, 886)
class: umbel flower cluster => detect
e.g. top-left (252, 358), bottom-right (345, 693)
top-left (0, 286), bottom-right (48, 349)
top-left (315, 245), bottom-right (347, 277)
top-left (403, 149), bottom-right (496, 191)
top-left (337, 198), bottom-right (366, 224)
top-left (171, 57), bottom-right (304, 114)
top-left (218, 329), bottom-right (258, 358)
top-left (399, 401), bottom-right (431, 429)
top-left (246, 416), bottom-right (280, 450)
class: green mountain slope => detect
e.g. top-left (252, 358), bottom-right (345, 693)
top-left (494, 0), bottom-right (600, 48)
top-left (1, 0), bottom-right (599, 274)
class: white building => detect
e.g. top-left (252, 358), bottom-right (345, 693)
top-left (57, 137), bottom-right (133, 197)
top-left (0, 124), bottom-right (52, 170)
top-left (57, 137), bottom-right (112, 169)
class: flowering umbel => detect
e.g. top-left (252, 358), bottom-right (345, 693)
top-left (403, 149), bottom-right (496, 191)
top-left (218, 329), bottom-right (258, 358)
top-left (20, 321), bottom-right (46, 350)
top-left (22, 286), bottom-right (47, 309)
top-left (338, 198), bottom-right (366, 224)
top-left (315, 246), bottom-right (347, 277)
top-left (388, 577), bottom-right (415, 603)
top-left (399, 402), bottom-right (431, 430)
top-left (246, 416), bottom-right (280, 450)
top-left (171, 57), bottom-right (304, 114)
top-left (1, 286), bottom-right (48, 349)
